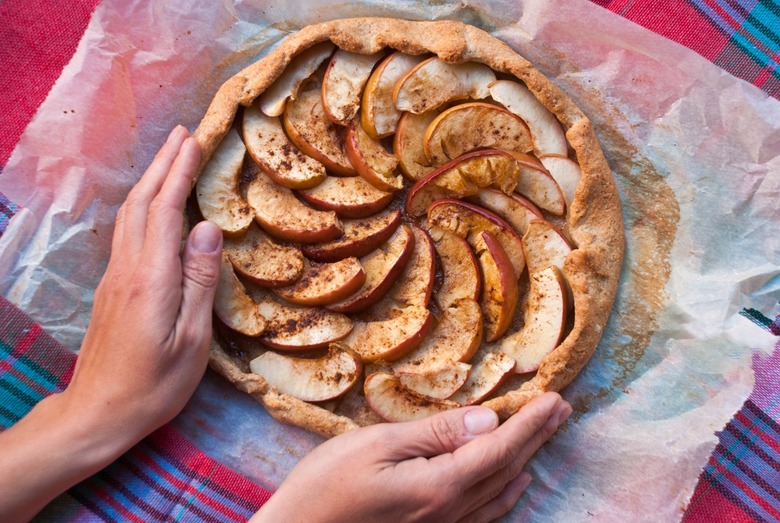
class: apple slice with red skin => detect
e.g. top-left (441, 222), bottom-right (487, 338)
top-left (508, 152), bottom-right (566, 216)
top-left (195, 128), bottom-right (253, 237)
top-left (243, 102), bottom-right (326, 189)
top-left (539, 155), bottom-right (582, 208)
top-left (214, 252), bottom-right (266, 337)
top-left (393, 58), bottom-right (496, 114)
top-left (223, 223), bottom-right (304, 287)
top-left (428, 199), bottom-right (525, 279)
top-left (523, 219), bottom-right (573, 275)
top-left (322, 49), bottom-right (384, 126)
top-left (301, 208), bottom-right (401, 262)
top-left (476, 231), bottom-right (520, 342)
top-left (361, 52), bottom-right (427, 139)
top-left (258, 42), bottom-right (335, 117)
top-left (364, 372), bottom-right (459, 422)
top-left (423, 102), bottom-right (533, 166)
top-left (394, 110), bottom-right (439, 180)
top-left (499, 266), bottom-right (567, 373)
top-left (405, 149), bottom-right (522, 217)
top-left (273, 258), bottom-right (365, 307)
top-left (249, 344), bottom-right (361, 402)
top-left (346, 116), bottom-right (403, 191)
top-left (488, 80), bottom-right (568, 157)
top-left (449, 351), bottom-right (516, 405)
top-left (327, 224), bottom-right (415, 314)
top-left (382, 225), bottom-right (435, 309)
top-left (427, 225), bottom-right (481, 309)
top-left (245, 167), bottom-right (342, 244)
top-left (283, 79), bottom-right (357, 176)
top-left (341, 305), bottom-right (434, 363)
top-left (298, 175), bottom-right (394, 219)
top-left (466, 188), bottom-right (543, 237)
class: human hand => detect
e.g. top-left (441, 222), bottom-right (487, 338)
top-left (251, 392), bottom-right (572, 523)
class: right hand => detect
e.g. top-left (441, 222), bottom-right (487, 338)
top-left (250, 392), bottom-right (571, 523)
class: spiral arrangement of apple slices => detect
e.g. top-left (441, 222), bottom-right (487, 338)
top-left (201, 47), bottom-right (584, 424)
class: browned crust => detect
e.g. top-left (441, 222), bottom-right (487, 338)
top-left (196, 18), bottom-right (624, 432)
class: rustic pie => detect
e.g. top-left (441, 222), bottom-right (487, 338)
top-left (190, 18), bottom-right (624, 438)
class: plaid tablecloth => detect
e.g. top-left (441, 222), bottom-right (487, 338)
top-left (1, 0), bottom-right (779, 521)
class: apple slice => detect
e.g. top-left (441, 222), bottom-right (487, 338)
top-left (449, 351), bottom-right (516, 405)
top-left (273, 258), bottom-right (365, 306)
top-left (427, 226), bottom-right (481, 309)
top-left (364, 372), bottom-right (459, 422)
top-left (523, 220), bottom-right (573, 275)
top-left (383, 225), bottom-right (435, 309)
top-left (243, 102), bottom-right (326, 189)
top-left (476, 231), bottom-right (520, 342)
top-left (361, 52), bottom-right (427, 139)
top-left (342, 305), bottom-right (434, 362)
top-left (223, 223), bottom-right (304, 287)
top-left (249, 344), bottom-right (361, 402)
top-left (282, 79), bottom-right (357, 176)
top-left (539, 155), bottom-right (582, 208)
top-left (326, 224), bottom-right (415, 313)
top-left (427, 199), bottom-right (525, 279)
top-left (488, 80), bottom-right (568, 157)
top-left (322, 49), bottom-right (384, 126)
top-left (397, 361), bottom-right (471, 401)
top-left (214, 252), bottom-right (266, 337)
top-left (499, 266), bottom-right (567, 373)
top-left (466, 189), bottom-right (542, 237)
top-left (393, 58), bottom-right (496, 114)
top-left (258, 42), bottom-right (335, 117)
top-left (405, 149), bottom-right (522, 217)
top-left (394, 110), bottom-right (439, 180)
top-left (195, 128), bottom-right (253, 236)
top-left (423, 102), bottom-right (533, 166)
top-left (346, 116), bottom-right (402, 191)
top-left (298, 175), bottom-right (394, 218)
top-left (509, 152), bottom-right (566, 216)
top-left (301, 208), bottom-right (401, 262)
top-left (245, 167), bottom-right (342, 244)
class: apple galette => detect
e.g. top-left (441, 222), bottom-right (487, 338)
top-left (192, 18), bottom-right (624, 438)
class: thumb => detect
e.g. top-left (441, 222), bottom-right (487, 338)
top-left (380, 407), bottom-right (499, 460)
top-left (179, 220), bottom-right (223, 340)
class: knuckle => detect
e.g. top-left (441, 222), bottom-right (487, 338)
top-left (428, 414), bottom-right (462, 451)
top-left (184, 255), bottom-right (219, 289)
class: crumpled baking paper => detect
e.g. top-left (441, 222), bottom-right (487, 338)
top-left (1, 0), bottom-right (778, 520)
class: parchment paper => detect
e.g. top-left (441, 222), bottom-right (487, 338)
top-left (1, 0), bottom-right (779, 520)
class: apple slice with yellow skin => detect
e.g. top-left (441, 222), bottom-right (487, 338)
top-left (243, 102), bottom-right (326, 189)
top-left (249, 344), bottom-right (361, 402)
top-left (539, 155), bottom-right (582, 208)
top-left (509, 152), bottom-right (566, 216)
top-left (499, 266), bottom-right (567, 373)
top-left (449, 351), bottom-right (516, 406)
top-left (223, 223), bottom-right (304, 287)
top-left (467, 188), bottom-right (543, 237)
top-left (258, 42), bottom-right (335, 117)
top-left (427, 226), bottom-right (481, 309)
top-left (423, 102), bottom-right (533, 166)
top-left (393, 58), bottom-right (496, 114)
top-left (523, 219), bottom-right (573, 275)
top-left (405, 149), bottom-right (522, 217)
top-left (215, 252), bottom-right (266, 337)
top-left (327, 224), bottom-right (415, 314)
top-left (476, 231), bottom-right (520, 342)
top-left (346, 116), bottom-right (402, 191)
top-left (301, 208), bottom-right (401, 262)
top-left (322, 49), bottom-right (384, 126)
top-left (361, 52), bottom-right (427, 139)
top-left (394, 110), bottom-right (439, 180)
top-left (488, 80), bottom-right (568, 157)
top-left (397, 362), bottom-right (471, 401)
top-left (428, 199), bottom-right (525, 279)
top-left (341, 305), bottom-right (434, 363)
top-left (283, 79), bottom-right (357, 177)
top-left (273, 258), bottom-right (365, 306)
top-left (245, 167), bottom-right (342, 244)
top-left (364, 372), bottom-right (459, 422)
top-left (195, 128), bottom-right (253, 236)
top-left (298, 175), bottom-right (394, 219)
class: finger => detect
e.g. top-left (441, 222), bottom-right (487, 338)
top-left (457, 472), bottom-right (532, 523)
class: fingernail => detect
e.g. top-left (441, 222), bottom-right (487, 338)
top-left (555, 402), bottom-right (572, 425)
top-left (166, 125), bottom-right (183, 143)
top-left (192, 221), bottom-right (222, 253)
top-left (464, 407), bottom-right (498, 435)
